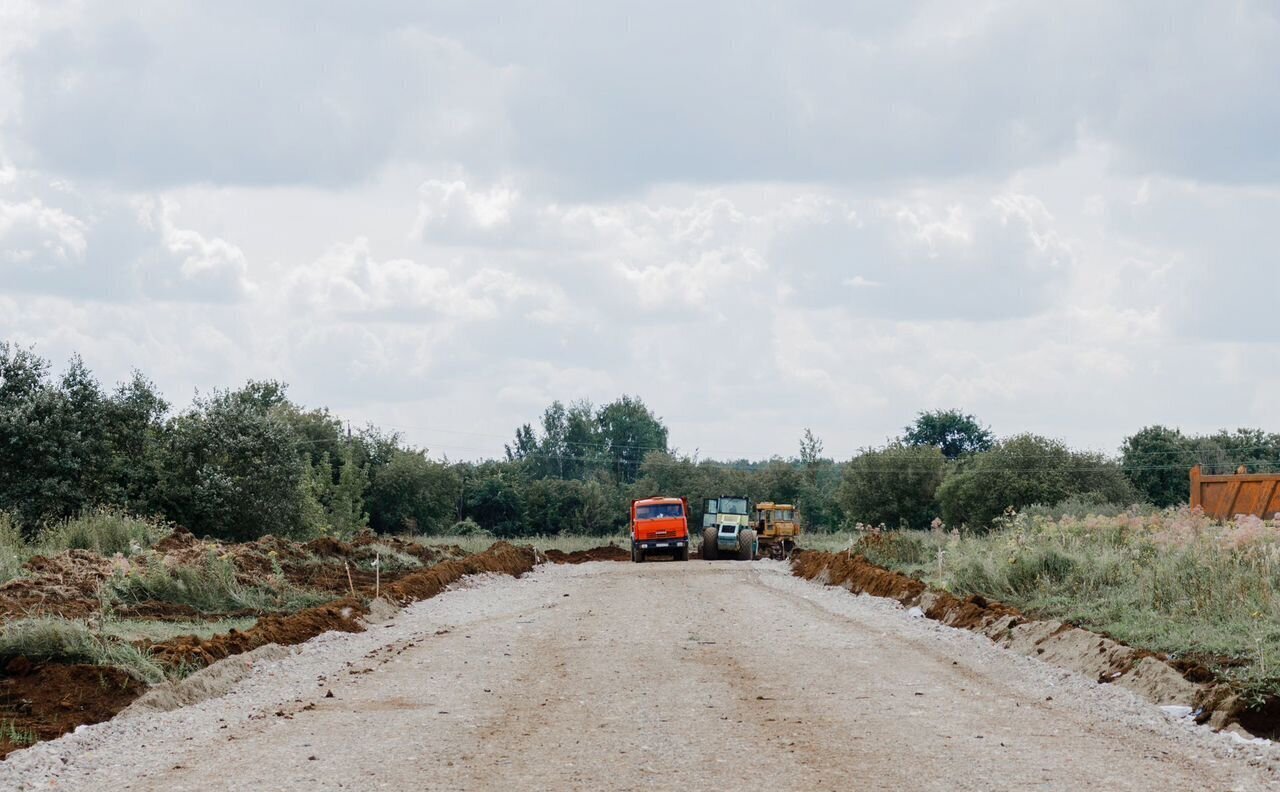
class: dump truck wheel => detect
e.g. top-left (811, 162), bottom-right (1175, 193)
top-left (676, 544), bottom-right (690, 562)
top-left (702, 526), bottom-right (719, 560)
top-left (737, 529), bottom-right (756, 561)
top-left (632, 544), bottom-right (643, 563)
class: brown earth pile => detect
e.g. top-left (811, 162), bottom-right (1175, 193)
top-left (543, 545), bottom-right (630, 564)
top-left (150, 542), bottom-right (537, 668)
top-left (147, 597), bottom-right (369, 669)
top-left (0, 541), bottom-right (541, 759)
top-left (382, 542), bottom-right (538, 603)
top-left (790, 549), bottom-right (1278, 739)
top-left (0, 663), bottom-right (143, 757)
top-left (0, 551), bottom-right (123, 620)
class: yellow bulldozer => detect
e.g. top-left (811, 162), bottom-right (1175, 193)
top-left (752, 502), bottom-right (801, 559)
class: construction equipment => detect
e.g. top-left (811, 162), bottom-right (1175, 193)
top-left (1190, 465), bottom-right (1280, 521)
top-left (630, 497), bottom-right (691, 562)
top-left (753, 502), bottom-right (801, 559)
top-left (700, 496), bottom-right (756, 561)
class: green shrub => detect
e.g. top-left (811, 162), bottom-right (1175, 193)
top-left (836, 444), bottom-right (946, 530)
top-left (0, 617), bottom-right (163, 684)
top-left (448, 517), bottom-right (489, 536)
top-left (937, 434), bottom-right (1138, 530)
top-left (39, 508), bottom-right (164, 556)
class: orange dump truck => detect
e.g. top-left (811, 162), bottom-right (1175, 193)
top-left (630, 497), bottom-right (691, 563)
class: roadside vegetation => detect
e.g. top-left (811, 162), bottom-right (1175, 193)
top-left (105, 555), bottom-right (330, 615)
top-left (836, 506), bottom-right (1280, 703)
top-left (0, 617), bottom-right (164, 684)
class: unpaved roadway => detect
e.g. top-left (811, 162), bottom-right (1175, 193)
top-left (2, 560), bottom-right (1277, 791)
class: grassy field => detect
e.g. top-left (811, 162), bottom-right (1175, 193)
top-left (818, 507), bottom-right (1280, 703)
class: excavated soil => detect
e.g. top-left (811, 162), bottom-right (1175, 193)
top-left (0, 663), bottom-right (143, 757)
top-left (0, 551), bottom-right (122, 620)
top-left (0, 541), bottom-right (539, 759)
top-left (146, 597), bottom-right (370, 669)
top-left (790, 549), bottom-right (1279, 739)
top-left (543, 545), bottom-right (630, 564)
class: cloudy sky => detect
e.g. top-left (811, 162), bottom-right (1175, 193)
top-left (1, 1), bottom-right (1277, 461)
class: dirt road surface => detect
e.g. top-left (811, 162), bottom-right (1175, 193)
top-left (2, 560), bottom-right (1276, 791)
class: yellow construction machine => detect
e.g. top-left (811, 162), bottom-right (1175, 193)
top-left (753, 502), bottom-right (801, 559)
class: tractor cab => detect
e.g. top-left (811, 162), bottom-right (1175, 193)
top-left (753, 502), bottom-right (801, 558)
top-left (700, 496), bottom-right (756, 560)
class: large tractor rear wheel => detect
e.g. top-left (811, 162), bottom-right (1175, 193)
top-left (701, 526), bottom-right (719, 560)
top-left (737, 529), bottom-right (757, 561)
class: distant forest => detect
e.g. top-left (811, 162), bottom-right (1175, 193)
top-left (2, 343), bottom-right (1277, 540)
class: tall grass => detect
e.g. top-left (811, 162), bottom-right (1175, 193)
top-left (0, 616), bottom-right (164, 684)
top-left (0, 511), bottom-right (28, 584)
top-left (106, 554), bottom-right (329, 614)
top-left (38, 508), bottom-right (166, 556)
top-left (846, 507), bottom-right (1280, 702)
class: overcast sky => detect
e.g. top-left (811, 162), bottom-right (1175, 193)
top-left (1, 1), bottom-right (1277, 461)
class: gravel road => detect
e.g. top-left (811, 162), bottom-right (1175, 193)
top-left (2, 559), bottom-right (1276, 791)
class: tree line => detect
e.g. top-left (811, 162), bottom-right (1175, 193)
top-left (2, 344), bottom-right (1275, 541)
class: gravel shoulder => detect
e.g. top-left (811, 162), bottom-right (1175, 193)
top-left (1, 560), bottom-right (1276, 791)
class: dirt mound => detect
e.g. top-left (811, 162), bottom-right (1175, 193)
top-left (789, 550), bottom-right (1278, 738)
top-left (0, 550), bottom-right (122, 620)
top-left (0, 663), bottom-right (144, 758)
top-left (544, 545), bottom-right (630, 564)
top-left (383, 542), bottom-right (538, 603)
top-left (148, 597), bottom-right (369, 668)
top-left (147, 542), bottom-right (537, 669)
top-left (153, 526), bottom-right (199, 553)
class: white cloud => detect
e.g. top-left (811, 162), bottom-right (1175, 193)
top-left (0, 197), bottom-right (87, 264)
top-left (1, 3), bottom-right (1278, 461)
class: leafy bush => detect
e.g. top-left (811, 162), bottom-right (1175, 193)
top-left (836, 444), bottom-right (946, 530)
top-left (448, 518), bottom-right (489, 536)
top-left (0, 617), bottom-right (163, 684)
top-left (937, 434), bottom-right (1138, 530)
top-left (367, 449), bottom-right (461, 535)
top-left (159, 381), bottom-right (312, 542)
top-left (38, 508), bottom-right (165, 556)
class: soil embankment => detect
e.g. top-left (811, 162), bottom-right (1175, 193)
top-left (790, 549), bottom-right (1277, 739)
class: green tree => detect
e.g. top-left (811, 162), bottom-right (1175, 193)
top-left (938, 434), bottom-right (1138, 530)
top-left (1120, 425), bottom-right (1197, 507)
top-left (462, 463), bottom-right (526, 537)
top-left (837, 444), bottom-right (946, 529)
top-left (159, 381), bottom-right (311, 541)
top-left (904, 409), bottom-right (994, 460)
top-left (306, 445), bottom-right (371, 537)
top-left (367, 449), bottom-right (460, 535)
top-left (596, 395), bottom-right (668, 483)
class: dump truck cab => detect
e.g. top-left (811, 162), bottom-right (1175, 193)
top-left (630, 497), bottom-right (690, 562)
top-left (700, 496), bottom-right (757, 561)
top-left (753, 502), bottom-right (801, 559)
